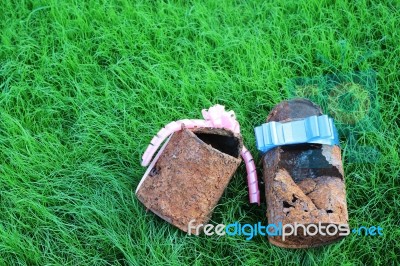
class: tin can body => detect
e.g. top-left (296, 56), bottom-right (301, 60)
top-left (263, 99), bottom-right (349, 248)
top-left (137, 127), bottom-right (242, 234)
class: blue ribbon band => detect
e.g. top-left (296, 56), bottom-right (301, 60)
top-left (254, 115), bottom-right (339, 153)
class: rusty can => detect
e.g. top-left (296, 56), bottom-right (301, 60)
top-left (260, 99), bottom-right (349, 248)
top-left (136, 127), bottom-right (243, 234)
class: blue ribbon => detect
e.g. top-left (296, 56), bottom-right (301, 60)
top-left (254, 115), bottom-right (339, 153)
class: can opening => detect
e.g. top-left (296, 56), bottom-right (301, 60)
top-left (194, 132), bottom-right (240, 158)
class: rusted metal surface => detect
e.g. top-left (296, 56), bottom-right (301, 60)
top-left (136, 127), bottom-right (242, 234)
top-left (263, 99), bottom-right (349, 248)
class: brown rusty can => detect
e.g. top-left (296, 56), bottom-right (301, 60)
top-left (136, 127), bottom-right (242, 234)
top-left (263, 99), bottom-right (349, 248)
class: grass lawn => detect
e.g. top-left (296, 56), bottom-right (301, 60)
top-left (1, 0), bottom-right (399, 265)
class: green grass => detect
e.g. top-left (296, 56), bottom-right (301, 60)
top-left (1, 0), bottom-right (399, 265)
